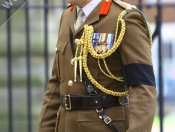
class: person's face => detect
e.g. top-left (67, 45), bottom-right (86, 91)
top-left (67, 0), bottom-right (92, 7)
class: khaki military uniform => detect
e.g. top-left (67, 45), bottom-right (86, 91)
top-left (37, 0), bottom-right (157, 132)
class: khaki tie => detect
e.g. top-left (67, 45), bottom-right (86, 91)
top-left (74, 9), bottom-right (84, 31)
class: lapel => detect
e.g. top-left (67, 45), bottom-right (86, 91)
top-left (68, 1), bottom-right (102, 36)
top-left (68, 7), bottom-right (77, 35)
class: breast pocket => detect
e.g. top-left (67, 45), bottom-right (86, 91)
top-left (56, 40), bottom-right (68, 82)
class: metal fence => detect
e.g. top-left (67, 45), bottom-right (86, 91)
top-left (0, 0), bottom-right (175, 132)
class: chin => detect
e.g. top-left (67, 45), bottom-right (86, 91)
top-left (67, 0), bottom-right (75, 5)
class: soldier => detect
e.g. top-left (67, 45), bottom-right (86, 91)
top-left (37, 0), bottom-right (157, 132)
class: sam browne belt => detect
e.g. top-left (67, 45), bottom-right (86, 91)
top-left (61, 94), bottom-right (129, 110)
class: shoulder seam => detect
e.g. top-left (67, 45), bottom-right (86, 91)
top-left (66, 4), bottom-right (73, 9)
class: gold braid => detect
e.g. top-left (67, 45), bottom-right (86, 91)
top-left (98, 59), bottom-right (124, 82)
top-left (76, 10), bottom-right (129, 96)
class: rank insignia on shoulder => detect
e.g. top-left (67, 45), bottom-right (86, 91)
top-left (93, 33), bottom-right (114, 54)
top-left (113, 0), bottom-right (137, 10)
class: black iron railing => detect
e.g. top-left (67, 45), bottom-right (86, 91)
top-left (0, 0), bottom-right (174, 132)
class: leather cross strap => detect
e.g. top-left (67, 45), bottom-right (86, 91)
top-left (69, 27), bottom-right (125, 132)
top-left (97, 108), bottom-right (120, 132)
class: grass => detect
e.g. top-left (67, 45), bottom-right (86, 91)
top-left (152, 113), bottom-right (175, 132)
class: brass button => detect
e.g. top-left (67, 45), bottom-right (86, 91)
top-left (74, 39), bottom-right (79, 44)
top-left (99, 116), bottom-right (102, 119)
top-left (68, 80), bottom-right (73, 86)
top-left (70, 59), bottom-right (74, 65)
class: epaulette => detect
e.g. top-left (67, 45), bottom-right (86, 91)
top-left (113, 0), bottom-right (152, 48)
top-left (113, 0), bottom-right (137, 10)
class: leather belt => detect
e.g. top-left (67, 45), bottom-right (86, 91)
top-left (61, 94), bottom-right (129, 110)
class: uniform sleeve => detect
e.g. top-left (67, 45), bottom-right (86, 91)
top-left (37, 8), bottom-right (68, 132)
top-left (118, 10), bottom-right (157, 132)
top-left (37, 57), bottom-right (60, 132)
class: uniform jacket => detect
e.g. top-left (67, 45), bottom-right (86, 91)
top-left (38, 0), bottom-right (157, 132)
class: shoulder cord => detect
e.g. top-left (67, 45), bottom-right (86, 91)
top-left (75, 10), bottom-right (129, 96)
top-left (74, 9), bottom-right (152, 97)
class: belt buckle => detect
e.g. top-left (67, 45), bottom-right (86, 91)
top-left (119, 95), bottom-right (129, 105)
top-left (104, 117), bottom-right (112, 124)
top-left (65, 94), bottom-right (72, 110)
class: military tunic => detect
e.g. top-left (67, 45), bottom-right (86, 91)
top-left (37, 0), bottom-right (157, 132)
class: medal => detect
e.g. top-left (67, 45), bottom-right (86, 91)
top-left (93, 33), bottom-right (114, 54)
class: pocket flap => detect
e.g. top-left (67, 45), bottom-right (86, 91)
top-left (56, 40), bottom-right (68, 54)
top-left (77, 106), bottom-right (125, 122)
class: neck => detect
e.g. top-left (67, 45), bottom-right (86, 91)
top-left (78, 0), bottom-right (92, 8)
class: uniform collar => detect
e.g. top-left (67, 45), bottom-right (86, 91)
top-left (68, 0), bottom-right (103, 35)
